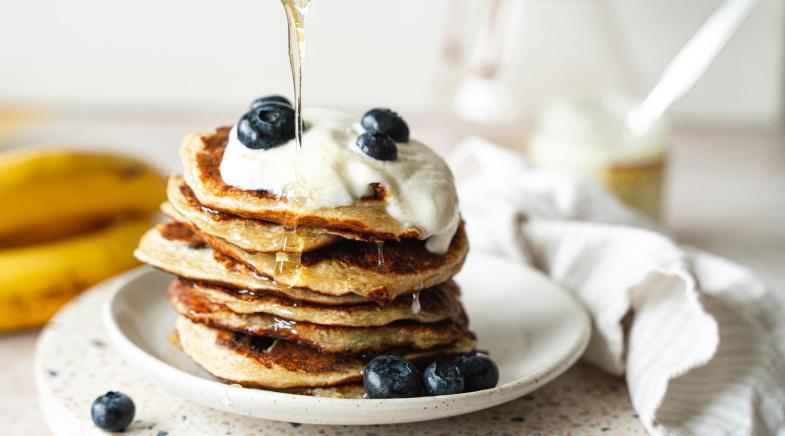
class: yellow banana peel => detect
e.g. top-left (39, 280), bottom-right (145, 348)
top-left (0, 149), bottom-right (166, 243)
top-left (0, 216), bottom-right (154, 332)
top-left (0, 148), bottom-right (166, 332)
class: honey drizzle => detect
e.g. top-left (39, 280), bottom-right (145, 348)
top-left (272, 317), bottom-right (299, 334)
top-left (411, 293), bottom-right (421, 315)
top-left (275, 0), bottom-right (311, 280)
top-left (375, 241), bottom-right (385, 267)
top-left (274, 226), bottom-right (303, 280)
top-left (281, 0), bottom-right (310, 162)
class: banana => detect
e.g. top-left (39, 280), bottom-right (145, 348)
top-left (0, 216), bottom-right (154, 332)
top-left (0, 149), bottom-right (166, 244)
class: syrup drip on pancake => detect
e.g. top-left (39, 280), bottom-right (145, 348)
top-left (272, 317), bottom-right (299, 335)
top-left (375, 241), bottom-right (385, 268)
top-left (411, 293), bottom-right (422, 315)
top-left (274, 225), bottom-right (303, 281)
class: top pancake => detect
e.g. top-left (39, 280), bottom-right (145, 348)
top-left (181, 127), bottom-right (424, 241)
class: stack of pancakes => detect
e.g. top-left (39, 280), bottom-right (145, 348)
top-left (135, 127), bottom-right (475, 398)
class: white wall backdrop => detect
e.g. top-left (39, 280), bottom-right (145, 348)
top-left (1, 0), bottom-right (782, 125)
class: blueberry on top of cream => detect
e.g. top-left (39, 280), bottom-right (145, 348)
top-left (361, 108), bottom-right (409, 143)
top-left (220, 107), bottom-right (460, 254)
top-left (356, 131), bottom-right (398, 161)
top-left (236, 103), bottom-right (295, 150)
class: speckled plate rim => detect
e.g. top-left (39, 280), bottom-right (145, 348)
top-left (103, 253), bottom-right (591, 425)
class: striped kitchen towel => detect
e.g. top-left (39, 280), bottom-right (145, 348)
top-left (449, 137), bottom-right (785, 436)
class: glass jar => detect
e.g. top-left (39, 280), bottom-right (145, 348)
top-left (528, 96), bottom-right (667, 219)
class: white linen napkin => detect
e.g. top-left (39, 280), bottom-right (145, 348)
top-left (448, 137), bottom-right (785, 436)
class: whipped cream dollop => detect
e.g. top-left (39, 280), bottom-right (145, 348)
top-left (219, 108), bottom-right (460, 254)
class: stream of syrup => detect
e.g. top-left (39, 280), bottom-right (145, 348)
top-left (275, 0), bottom-right (312, 280)
top-left (281, 0), bottom-right (309, 174)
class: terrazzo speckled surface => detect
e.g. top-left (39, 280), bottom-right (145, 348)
top-left (35, 277), bottom-right (646, 435)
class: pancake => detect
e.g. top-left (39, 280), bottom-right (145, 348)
top-left (135, 223), bottom-right (370, 305)
top-left (176, 316), bottom-right (476, 389)
top-left (169, 280), bottom-right (470, 354)
top-left (177, 279), bottom-right (463, 327)
top-left (181, 127), bottom-right (424, 241)
top-left (283, 384), bottom-right (365, 399)
top-left (167, 176), bottom-right (352, 253)
top-left (195, 222), bottom-right (469, 301)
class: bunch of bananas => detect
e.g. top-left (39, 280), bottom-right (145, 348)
top-left (0, 149), bottom-right (166, 332)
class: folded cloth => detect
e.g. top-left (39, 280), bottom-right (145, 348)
top-left (449, 137), bottom-right (785, 436)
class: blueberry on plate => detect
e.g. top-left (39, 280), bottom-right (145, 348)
top-left (454, 353), bottom-right (499, 392)
top-left (91, 391), bottom-right (135, 432)
top-left (361, 108), bottom-right (410, 142)
top-left (363, 355), bottom-right (421, 398)
top-left (251, 95), bottom-right (292, 109)
top-left (356, 131), bottom-right (397, 161)
top-left (237, 104), bottom-right (295, 150)
top-left (422, 361), bottom-right (464, 396)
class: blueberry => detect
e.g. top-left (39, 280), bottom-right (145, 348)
top-left (454, 353), bottom-right (499, 392)
top-left (362, 355), bottom-right (421, 398)
top-left (237, 104), bottom-right (295, 150)
top-left (91, 391), bottom-right (135, 432)
top-left (422, 361), bottom-right (464, 396)
top-left (356, 132), bottom-right (397, 161)
top-left (251, 95), bottom-right (292, 109)
top-left (361, 108), bottom-right (410, 142)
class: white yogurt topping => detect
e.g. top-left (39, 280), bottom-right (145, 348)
top-left (219, 108), bottom-right (460, 254)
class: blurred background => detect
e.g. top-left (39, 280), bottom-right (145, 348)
top-left (0, 1), bottom-right (783, 432)
top-left (1, 0), bottom-right (782, 151)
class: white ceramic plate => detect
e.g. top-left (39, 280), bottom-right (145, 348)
top-left (103, 252), bottom-right (590, 425)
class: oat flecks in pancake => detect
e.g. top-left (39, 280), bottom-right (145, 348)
top-left (175, 316), bottom-right (476, 390)
top-left (134, 225), bottom-right (371, 305)
top-left (169, 279), bottom-right (469, 354)
top-left (179, 279), bottom-right (463, 327)
top-left (282, 384), bottom-right (366, 399)
top-left (195, 223), bottom-right (469, 301)
top-left (168, 176), bottom-right (347, 253)
top-left (181, 128), bottom-right (423, 240)
top-left (176, 316), bottom-right (363, 389)
top-left (158, 220), bottom-right (204, 247)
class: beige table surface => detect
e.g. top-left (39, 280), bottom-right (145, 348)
top-left (1, 115), bottom-right (783, 435)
